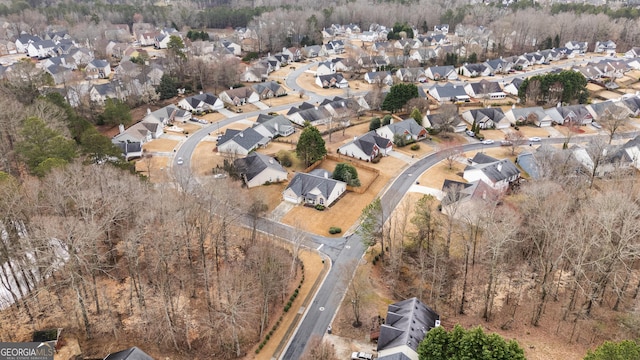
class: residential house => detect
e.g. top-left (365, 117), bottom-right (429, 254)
top-left (85, 59), bottom-right (111, 79)
top-left (516, 152), bottom-right (540, 179)
top-left (68, 47), bottom-right (93, 66)
top-left (376, 118), bottom-right (427, 144)
top-left (434, 24), bottom-right (449, 34)
top-left (464, 80), bottom-right (506, 100)
top-left (428, 83), bottom-right (470, 103)
top-left (114, 141), bottom-right (143, 161)
top-left (26, 40), bottom-right (56, 58)
top-left (595, 40), bottom-right (617, 56)
top-left (282, 171), bottom-right (347, 207)
top-left (565, 41), bottom-right (588, 55)
top-left (425, 65), bottom-right (458, 81)
top-left (241, 64), bottom-right (268, 83)
top-left (217, 127), bottom-right (270, 156)
top-left (425, 112), bottom-right (467, 133)
top-left (484, 58), bottom-right (512, 74)
top-left (301, 45), bottom-right (321, 59)
top-left (396, 68), bottom-right (427, 83)
top-left (315, 73), bottom-right (349, 88)
top-left (104, 346), bottom-right (153, 360)
top-left (233, 152), bottom-right (287, 188)
top-left (218, 87), bottom-right (260, 106)
top-left (321, 96), bottom-right (360, 120)
top-left (502, 77), bottom-right (524, 96)
top-left (570, 142), bottom-right (634, 177)
top-left (178, 92), bottom-right (224, 113)
top-left (461, 108), bottom-right (509, 129)
top-left (253, 81), bottom-right (287, 99)
top-left (359, 31), bottom-right (378, 42)
top-left (621, 95), bottom-right (640, 116)
top-left (282, 47), bottom-right (302, 62)
top-left (253, 114), bottom-right (295, 138)
top-left (287, 104), bottom-right (332, 126)
top-left (45, 64), bottom-right (74, 85)
top-left (90, 82), bottom-right (125, 105)
top-left (337, 131), bottom-right (392, 161)
top-left (617, 135), bottom-right (640, 169)
top-left (459, 63), bottom-right (492, 77)
top-left (15, 34), bottom-right (41, 53)
top-left (221, 39), bottom-right (241, 56)
top-left (377, 298), bottom-right (440, 360)
top-left (545, 104), bottom-right (593, 125)
top-left (316, 60), bottom-right (336, 76)
top-left (504, 106), bottom-right (553, 127)
top-left (331, 57), bottom-right (351, 72)
top-left (586, 100), bottom-right (631, 121)
top-left (463, 153), bottom-right (520, 192)
top-left (138, 31), bottom-right (159, 46)
top-left (440, 178), bottom-right (501, 217)
top-left (145, 105), bottom-right (192, 124)
top-left (625, 47), bottom-right (640, 58)
top-left (364, 71), bottom-right (393, 85)
top-left (154, 33), bottom-right (172, 49)
top-left (409, 48), bottom-right (437, 63)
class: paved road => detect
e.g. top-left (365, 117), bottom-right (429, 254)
top-left (168, 55), bottom-right (638, 359)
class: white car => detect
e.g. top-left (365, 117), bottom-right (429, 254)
top-left (177, 157), bottom-right (184, 165)
top-left (529, 137), bottom-right (542, 142)
top-left (351, 352), bottom-right (374, 360)
top-left (481, 139), bottom-right (494, 145)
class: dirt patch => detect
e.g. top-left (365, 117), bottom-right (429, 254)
top-left (555, 124), bottom-right (598, 135)
top-left (142, 138), bottom-right (179, 153)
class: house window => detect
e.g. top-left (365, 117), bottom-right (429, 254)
top-left (319, 198), bottom-right (324, 205)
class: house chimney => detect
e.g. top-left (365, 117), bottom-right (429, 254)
top-left (119, 124), bottom-right (125, 134)
top-left (239, 132), bottom-right (244, 137)
top-left (354, 136), bottom-right (357, 141)
top-left (426, 109), bottom-right (431, 115)
top-left (200, 91), bottom-right (203, 94)
top-left (147, 108), bottom-right (151, 115)
top-left (324, 171), bottom-right (328, 178)
top-left (497, 163), bottom-right (503, 172)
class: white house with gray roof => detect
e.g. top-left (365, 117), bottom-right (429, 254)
top-left (287, 104), bottom-right (332, 126)
top-left (464, 80), bottom-right (506, 100)
top-left (377, 297), bottom-right (440, 360)
top-left (428, 83), bottom-right (469, 103)
top-left (283, 172), bottom-right (346, 207)
top-left (462, 108), bottom-right (509, 129)
top-left (178, 92), bottom-right (224, 113)
top-left (463, 153), bottom-right (520, 192)
top-left (424, 65), bottom-right (458, 81)
top-left (217, 127), bottom-right (269, 156)
top-left (504, 106), bottom-right (553, 127)
top-left (233, 152), bottom-right (287, 188)
top-left (376, 118), bottom-right (427, 144)
top-left (85, 59), bottom-right (111, 79)
top-left (337, 131), bottom-right (392, 161)
top-left (252, 114), bottom-right (295, 138)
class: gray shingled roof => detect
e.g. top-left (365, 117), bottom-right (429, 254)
top-left (342, 131), bottom-right (391, 156)
top-left (286, 172), bottom-right (343, 199)
top-left (104, 346), bottom-right (154, 360)
top-left (218, 127), bottom-right (268, 151)
top-left (385, 118), bottom-right (425, 136)
top-left (430, 83), bottom-right (468, 98)
top-left (234, 152), bottom-right (285, 182)
top-left (466, 158), bottom-right (520, 183)
top-left (377, 297), bottom-right (439, 354)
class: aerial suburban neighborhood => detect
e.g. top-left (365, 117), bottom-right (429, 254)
top-left (1, 0), bottom-right (640, 360)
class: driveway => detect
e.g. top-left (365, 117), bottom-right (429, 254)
top-left (217, 108), bottom-right (237, 118)
top-left (254, 101), bottom-right (270, 110)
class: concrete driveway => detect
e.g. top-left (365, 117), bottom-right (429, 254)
top-left (254, 101), bottom-right (270, 110)
top-left (217, 108), bottom-right (237, 117)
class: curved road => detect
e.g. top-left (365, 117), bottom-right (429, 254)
top-left (169, 55), bottom-right (637, 359)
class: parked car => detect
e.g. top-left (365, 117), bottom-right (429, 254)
top-left (529, 137), bottom-right (542, 142)
top-left (351, 352), bottom-right (374, 360)
top-left (481, 139), bottom-right (495, 145)
top-left (177, 157), bottom-right (184, 165)
top-left (465, 130), bottom-right (475, 137)
top-left (500, 140), bottom-right (513, 146)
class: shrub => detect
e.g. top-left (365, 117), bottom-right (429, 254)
top-left (329, 227), bottom-right (342, 234)
top-left (265, 334), bottom-right (270, 340)
top-left (410, 144), bottom-right (420, 151)
top-left (259, 343), bottom-right (264, 350)
top-left (284, 304), bottom-right (290, 312)
top-left (315, 204), bottom-right (325, 211)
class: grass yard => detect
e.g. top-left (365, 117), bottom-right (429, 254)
top-left (200, 111), bottom-right (227, 123)
top-left (134, 155), bottom-right (170, 183)
top-left (142, 138), bottom-right (179, 153)
top-left (281, 155), bottom-right (406, 236)
top-left (515, 125), bottom-right (554, 138)
top-left (191, 140), bottom-right (225, 176)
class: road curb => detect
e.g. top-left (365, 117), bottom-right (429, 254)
top-left (274, 253), bottom-right (332, 360)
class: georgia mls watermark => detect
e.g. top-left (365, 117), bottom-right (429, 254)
top-left (0, 343), bottom-right (54, 360)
